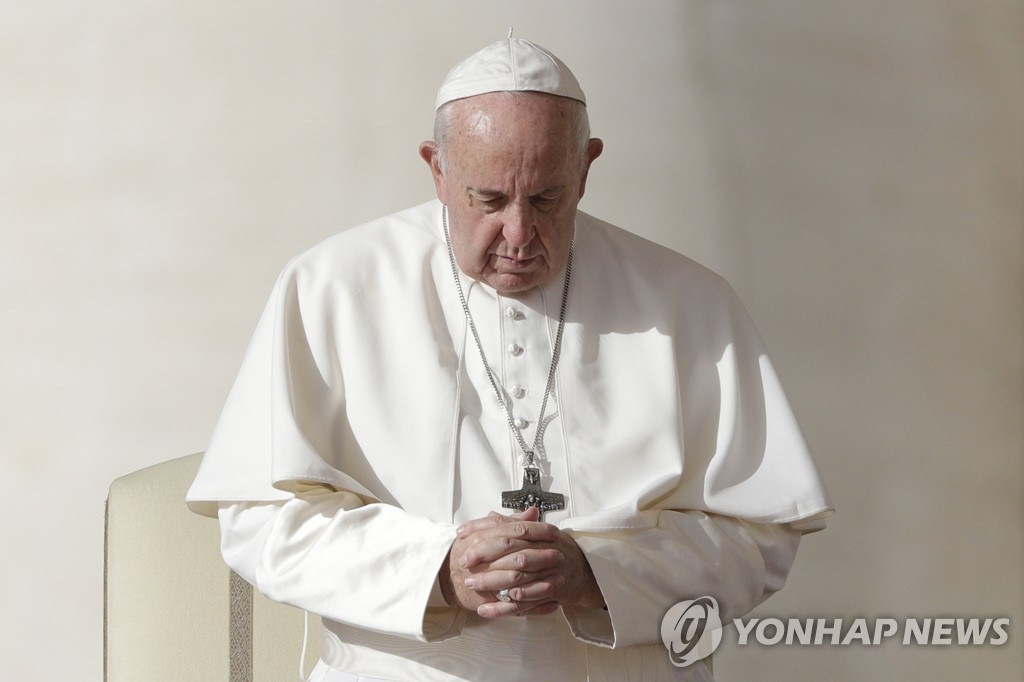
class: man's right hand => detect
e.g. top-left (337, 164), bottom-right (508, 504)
top-left (439, 506), bottom-right (603, 618)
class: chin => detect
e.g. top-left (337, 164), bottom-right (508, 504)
top-left (488, 272), bottom-right (544, 294)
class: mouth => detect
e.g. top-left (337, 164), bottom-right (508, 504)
top-left (496, 254), bottom-right (540, 270)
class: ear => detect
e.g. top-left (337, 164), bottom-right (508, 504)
top-left (419, 141), bottom-right (448, 204)
top-left (577, 138), bottom-right (604, 200)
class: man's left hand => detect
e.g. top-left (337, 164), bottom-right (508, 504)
top-left (451, 507), bottom-right (606, 619)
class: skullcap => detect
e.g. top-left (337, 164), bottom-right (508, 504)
top-left (435, 32), bottom-right (586, 110)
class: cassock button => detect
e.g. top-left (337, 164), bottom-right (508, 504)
top-left (514, 417), bottom-right (529, 429)
top-left (508, 343), bottom-right (524, 357)
top-left (506, 306), bottom-right (524, 321)
top-left (510, 386), bottom-right (526, 399)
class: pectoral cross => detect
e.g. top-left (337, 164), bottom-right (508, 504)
top-left (501, 465), bottom-right (565, 520)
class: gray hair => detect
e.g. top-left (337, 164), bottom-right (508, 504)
top-left (433, 92), bottom-right (591, 174)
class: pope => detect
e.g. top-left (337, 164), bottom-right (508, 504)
top-left (188, 34), bottom-right (832, 682)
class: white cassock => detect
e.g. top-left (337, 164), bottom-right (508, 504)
top-left (187, 200), bottom-right (833, 681)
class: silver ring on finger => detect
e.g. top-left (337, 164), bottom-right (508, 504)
top-left (497, 588), bottom-right (513, 603)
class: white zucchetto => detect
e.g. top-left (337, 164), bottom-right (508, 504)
top-left (435, 34), bottom-right (587, 109)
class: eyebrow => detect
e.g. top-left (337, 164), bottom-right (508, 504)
top-left (468, 188), bottom-right (503, 198)
top-left (468, 185), bottom-right (566, 198)
top-left (537, 185), bottom-right (566, 196)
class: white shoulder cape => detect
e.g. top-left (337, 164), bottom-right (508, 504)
top-left (187, 200), bottom-right (833, 532)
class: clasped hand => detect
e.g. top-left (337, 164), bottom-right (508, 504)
top-left (440, 506), bottom-right (605, 618)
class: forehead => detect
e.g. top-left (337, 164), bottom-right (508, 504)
top-left (445, 93), bottom-right (578, 180)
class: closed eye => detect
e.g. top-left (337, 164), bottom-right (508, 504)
top-left (469, 191), bottom-right (507, 212)
top-left (531, 189), bottom-right (564, 209)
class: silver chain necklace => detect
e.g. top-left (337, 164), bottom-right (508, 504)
top-left (442, 205), bottom-right (572, 518)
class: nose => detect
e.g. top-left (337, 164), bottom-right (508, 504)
top-left (502, 203), bottom-right (535, 249)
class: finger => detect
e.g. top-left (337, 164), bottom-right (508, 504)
top-left (471, 547), bottom-right (565, 574)
top-left (502, 574), bottom-right (566, 602)
top-left (477, 601), bottom-right (523, 619)
top-left (461, 521), bottom-right (562, 559)
top-left (466, 570), bottom-right (565, 598)
top-left (517, 506), bottom-right (541, 522)
top-left (464, 567), bottom-right (543, 592)
top-left (477, 598), bottom-right (559, 619)
top-left (459, 535), bottom-right (529, 569)
top-left (455, 507), bottom-right (538, 538)
top-left (455, 512), bottom-right (513, 538)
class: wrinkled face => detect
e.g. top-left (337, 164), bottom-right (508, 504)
top-left (420, 92), bottom-right (602, 293)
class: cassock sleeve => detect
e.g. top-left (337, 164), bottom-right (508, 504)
top-left (561, 512), bottom-right (802, 648)
top-left (187, 258), bottom-right (467, 642)
top-left (217, 495), bottom-right (464, 642)
top-left (552, 239), bottom-right (832, 648)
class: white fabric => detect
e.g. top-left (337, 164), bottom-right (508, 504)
top-left (187, 199), bottom-right (832, 680)
top-left (307, 659), bottom-right (393, 682)
top-left (435, 36), bottom-right (586, 109)
top-left (305, 657), bottom-right (715, 682)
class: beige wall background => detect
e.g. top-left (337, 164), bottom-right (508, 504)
top-left (2, 1), bottom-right (1021, 680)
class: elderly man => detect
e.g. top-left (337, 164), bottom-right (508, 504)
top-left (188, 36), bottom-right (831, 681)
